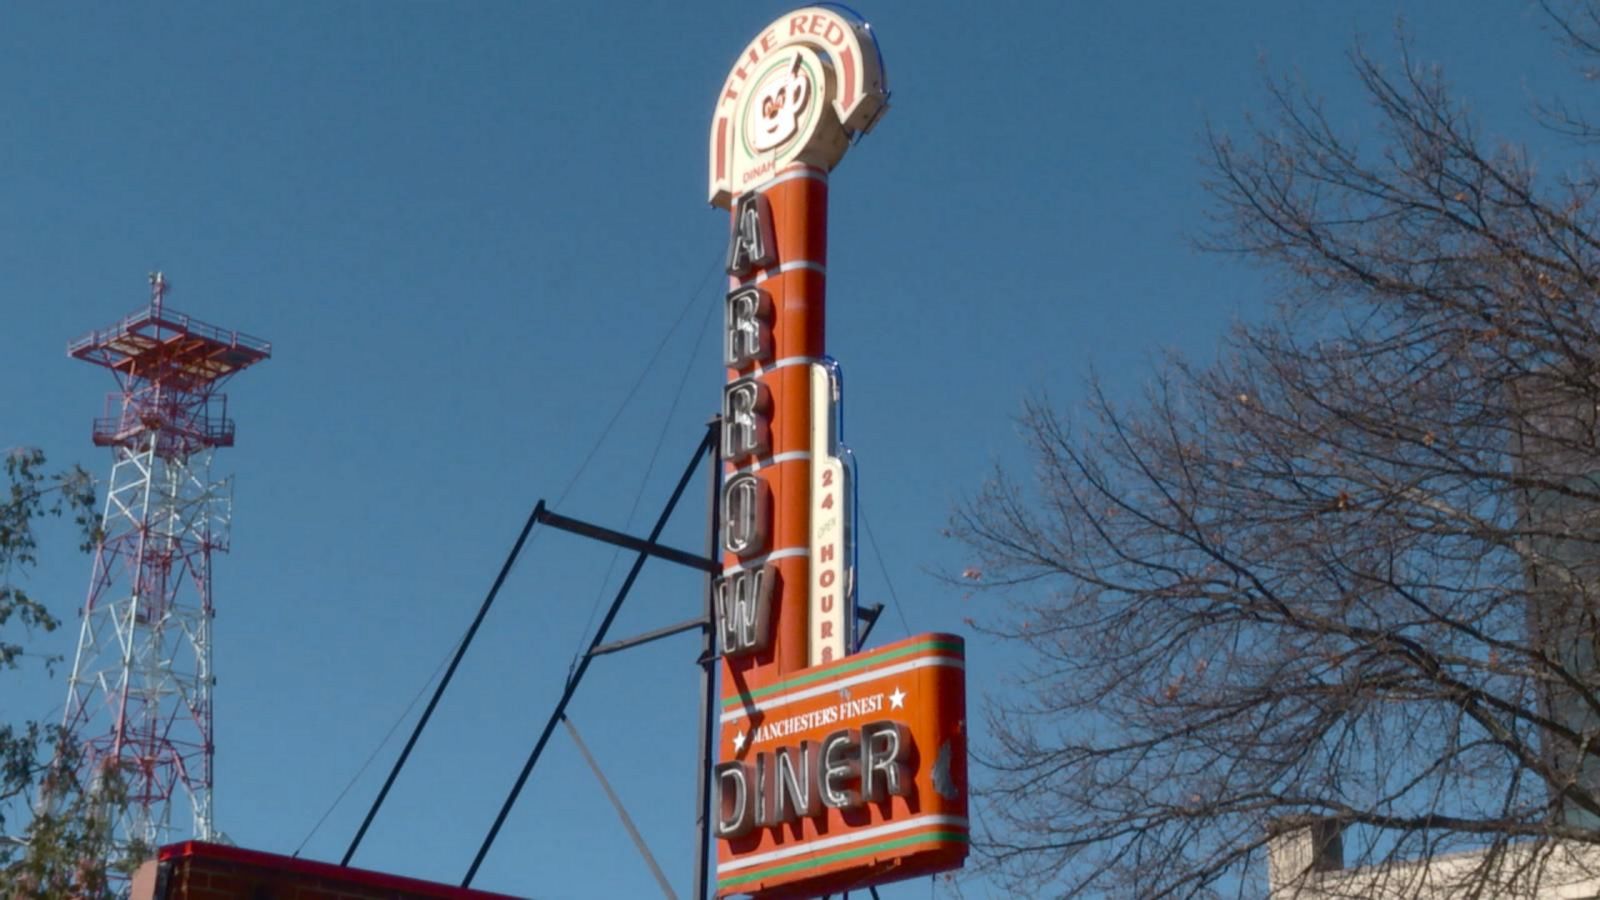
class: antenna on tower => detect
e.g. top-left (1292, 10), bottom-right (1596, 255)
top-left (58, 274), bottom-right (269, 874)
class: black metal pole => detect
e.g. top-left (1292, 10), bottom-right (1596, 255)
top-left (342, 499), bottom-right (546, 867)
top-left (588, 616), bottom-right (707, 658)
top-left (463, 426), bottom-right (715, 887)
top-left (535, 508), bottom-right (717, 573)
top-left (693, 416), bottom-right (721, 900)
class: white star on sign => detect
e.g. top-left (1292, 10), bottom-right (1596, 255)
top-left (889, 686), bottom-right (906, 710)
top-left (733, 730), bottom-right (747, 751)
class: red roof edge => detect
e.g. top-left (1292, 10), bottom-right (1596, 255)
top-left (156, 841), bottom-right (525, 899)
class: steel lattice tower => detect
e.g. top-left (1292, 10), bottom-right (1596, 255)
top-left (60, 273), bottom-right (269, 855)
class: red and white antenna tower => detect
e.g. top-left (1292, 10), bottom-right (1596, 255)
top-left (60, 273), bottom-right (269, 855)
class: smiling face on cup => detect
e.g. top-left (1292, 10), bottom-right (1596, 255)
top-left (747, 55), bottom-right (812, 153)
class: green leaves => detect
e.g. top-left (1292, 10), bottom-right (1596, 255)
top-left (0, 449), bottom-right (95, 679)
top-left (0, 449), bottom-right (112, 897)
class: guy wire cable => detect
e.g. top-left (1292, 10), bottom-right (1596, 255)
top-left (463, 422), bottom-right (716, 887)
top-left (861, 506), bottom-right (914, 638)
top-left (294, 643), bottom-right (452, 857)
top-left (569, 283), bottom-right (718, 681)
top-left (337, 252), bottom-right (721, 867)
top-left (340, 498), bottom-right (544, 867)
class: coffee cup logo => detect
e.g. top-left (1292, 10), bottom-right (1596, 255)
top-left (708, 5), bottom-right (891, 208)
top-left (747, 55), bottom-right (812, 153)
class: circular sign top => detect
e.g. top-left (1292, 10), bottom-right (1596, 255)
top-left (708, 6), bottom-right (889, 209)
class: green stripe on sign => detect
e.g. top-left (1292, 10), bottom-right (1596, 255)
top-left (722, 640), bottom-right (964, 710)
top-left (716, 831), bottom-right (969, 889)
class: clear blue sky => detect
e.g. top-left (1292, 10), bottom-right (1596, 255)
top-left (0, 2), bottom-right (1577, 896)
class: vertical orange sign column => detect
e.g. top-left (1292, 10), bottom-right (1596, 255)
top-left (708, 8), bottom-right (969, 898)
top-left (719, 172), bottom-right (830, 683)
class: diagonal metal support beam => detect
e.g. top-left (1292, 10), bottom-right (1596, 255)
top-left (463, 423), bottom-right (716, 887)
top-left (589, 616), bottom-right (708, 659)
top-left (536, 508), bottom-right (718, 574)
top-left (563, 715), bottom-right (679, 900)
top-left (342, 498), bottom-right (547, 867)
top-left (855, 603), bottom-right (885, 649)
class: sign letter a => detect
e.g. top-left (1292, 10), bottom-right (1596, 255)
top-left (726, 191), bottom-right (777, 277)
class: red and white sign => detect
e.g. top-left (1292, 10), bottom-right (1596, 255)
top-left (808, 363), bottom-right (848, 666)
top-left (715, 635), bottom-right (968, 897)
top-left (708, 6), bottom-right (889, 208)
top-left (708, 9), bottom-right (965, 898)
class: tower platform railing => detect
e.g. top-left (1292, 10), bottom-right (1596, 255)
top-left (89, 392), bottom-right (238, 449)
top-left (68, 303), bottom-right (272, 373)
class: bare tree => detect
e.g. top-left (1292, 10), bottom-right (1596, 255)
top-left (956, 5), bottom-right (1600, 897)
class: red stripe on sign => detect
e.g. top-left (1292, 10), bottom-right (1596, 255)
top-left (716, 117), bottom-right (728, 180)
top-left (840, 48), bottom-right (856, 109)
